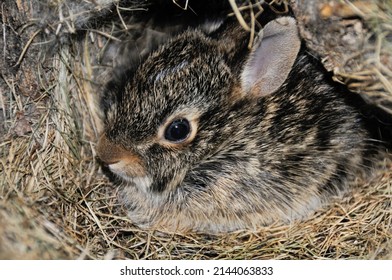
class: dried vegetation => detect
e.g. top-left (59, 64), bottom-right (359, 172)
top-left (0, 0), bottom-right (391, 259)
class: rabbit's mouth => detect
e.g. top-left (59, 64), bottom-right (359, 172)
top-left (107, 162), bottom-right (152, 193)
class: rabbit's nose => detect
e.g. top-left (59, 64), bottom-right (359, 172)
top-left (96, 134), bottom-right (147, 178)
top-left (96, 134), bottom-right (125, 165)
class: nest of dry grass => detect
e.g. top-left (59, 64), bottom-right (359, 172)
top-left (1, 0), bottom-right (391, 259)
top-left (293, 0), bottom-right (392, 114)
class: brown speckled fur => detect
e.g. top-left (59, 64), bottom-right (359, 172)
top-left (96, 17), bottom-right (383, 233)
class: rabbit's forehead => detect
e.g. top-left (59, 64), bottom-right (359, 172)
top-left (152, 60), bottom-right (189, 83)
top-left (117, 34), bottom-right (233, 128)
top-left (146, 54), bottom-right (214, 83)
top-left (141, 34), bottom-right (222, 84)
top-left (134, 51), bottom-right (228, 101)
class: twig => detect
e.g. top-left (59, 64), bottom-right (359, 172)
top-left (13, 29), bottom-right (41, 67)
top-left (228, 0), bottom-right (251, 31)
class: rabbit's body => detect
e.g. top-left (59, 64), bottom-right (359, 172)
top-left (97, 17), bottom-right (379, 233)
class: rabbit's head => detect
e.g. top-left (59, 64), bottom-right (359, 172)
top-left (98, 32), bottom-right (234, 194)
top-left (98, 17), bottom-right (299, 194)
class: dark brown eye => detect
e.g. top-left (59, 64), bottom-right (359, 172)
top-left (164, 119), bottom-right (191, 143)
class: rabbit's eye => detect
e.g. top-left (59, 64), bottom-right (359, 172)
top-left (164, 119), bottom-right (191, 143)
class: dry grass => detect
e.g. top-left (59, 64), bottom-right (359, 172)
top-left (0, 0), bottom-right (391, 259)
top-left (294, 0), bottom-right (392, 114)
top-left (334, 0), bottom-right (392, 115)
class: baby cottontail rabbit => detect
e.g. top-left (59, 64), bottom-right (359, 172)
top-left (96, 17), bottom-right (384, 233)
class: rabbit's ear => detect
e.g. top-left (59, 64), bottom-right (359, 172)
top-left (241, 17), bottom-right (301, 96)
